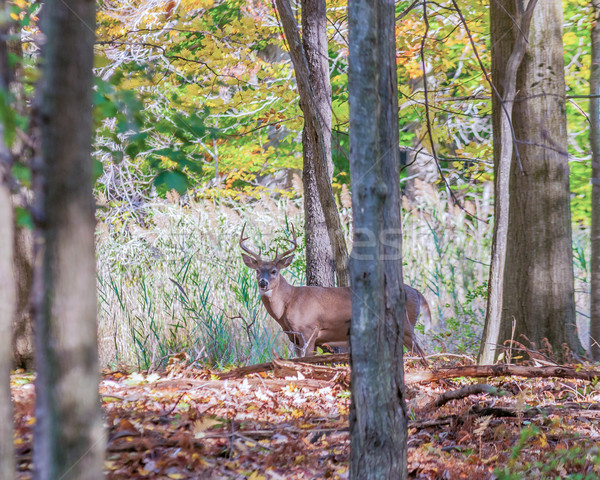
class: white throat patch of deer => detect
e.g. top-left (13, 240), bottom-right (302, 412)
top-left (239, 223), bottom-right (430, 362)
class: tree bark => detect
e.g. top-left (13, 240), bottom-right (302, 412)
top-left (479, 0), bottom-right (538, 364)
top-left (482, 0), bottom-right (582, 364)
top-left (405, 364), bottom-right (600, 384)
top-left (0, 153), bottom-right (15, 480)
top-left (590, 0), bottom-right (600, 361)
top-left (3, 17), bottom-right (34, 371)
top-left (275, 0), bottom-right (350, 287)
top-left (301, 0), bottom-right (335, 287)
top-left (0, 6), bottom-right (16, 476)
top-left (348, 0), bottom-right (407, 478)
top-left (32, 0), bottom-right (105, 478)
top-left (12, 225), bottom-right (33, 370)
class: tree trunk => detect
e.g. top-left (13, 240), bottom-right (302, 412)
top-left (0, 155), bottom-right (15, 480)
top-left (301, 0), bottom-right (335, 287)
top-left (0, 8), bottom-right (16, 476)
top-left (12, 225), bottom-right (33, 370)
top-left (483, 0), bottom-right (582, 363)
top-left (274, 0), bottom-right (350, 287)
top-left (478, 0), bottom-right (538, 364)
top-left (0, 2), bottom-right (33, 372)
top-left (348, 0), bottom-right (407, 478)
top-left (3, 17), bottom-right (34, 371)
top-left (590, 0), bottom-right (600, 361)
top-left (32, 0), bottom-right (105, 477)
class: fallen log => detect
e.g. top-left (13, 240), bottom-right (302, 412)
top-left (405, 364), bottom-right (600, 384)
top-left (219, 357), bottom-right (600, 385)
top-left (217, 353), bottom-right (349, 379)
top-left (272, 357), bottom-right (350, 386)
top-left (423, 384), bottom-right (505, 410)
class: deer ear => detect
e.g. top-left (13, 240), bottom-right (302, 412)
top-left (277, 255), bottom-right (294, 270)
top-left (241, 253), bottom-right (259, 269)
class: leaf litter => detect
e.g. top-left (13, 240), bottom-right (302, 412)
top-left (10, 356), bottom-right (600, 479)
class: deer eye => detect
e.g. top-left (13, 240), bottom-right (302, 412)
top-left (271, 269), bottom-right (277, 275)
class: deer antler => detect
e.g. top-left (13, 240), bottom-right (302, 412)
top-left (274, 224), bottom-right (297, 263)
top-left (239, 223), bottom-right (261, 261)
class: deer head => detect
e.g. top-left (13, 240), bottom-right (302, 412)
top-left (239, 224), bottom-right (297, 297)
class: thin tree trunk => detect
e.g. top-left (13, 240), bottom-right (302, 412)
top-left (301, 0), bottom-right (335, 287)
top-left (590, 0), bottom-right (600, 361)
top-left (478, 0), bottom-right (538, 364)
top-left (275, 0), bottom-right (350, 287)
top-left (0, 155), bottom-right (15, 480)
top-left (32, 0), bottom-right (105, 477)
top-left (348, 0), bottom-right (407, 477)
top-left (0, 8), bottom-right (16, 477)
top-left (12, 225), bottom-right (33, 370)
top-left (3, 17), bottom-right (34, 371)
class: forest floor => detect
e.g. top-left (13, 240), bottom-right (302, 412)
top-left (10, 355), bottom-right (600, 479)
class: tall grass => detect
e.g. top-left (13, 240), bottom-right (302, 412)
top-left (96, 195), bottom-right (303, 369)
top-left (401, 180), bottom-right (492, 354)
top-left (96, 183), bottom-right (590, 368)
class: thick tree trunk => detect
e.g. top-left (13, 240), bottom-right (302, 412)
top-left (590, 0), bottom-right (600, 361)
top-left (301, 0), bottom-right (335, 287)
top-left (32, 0), bottom-right (105, 478)
top-left (348, 0), bottom-right (407, 478)
top-left (479, 0), bottom-right (537, 364)
top-left (484, 0), bottom-right (582, 363)
top-left (0, 9), bottom-right (16, 477)
top-left (275, 0), bottom-right (349, 287)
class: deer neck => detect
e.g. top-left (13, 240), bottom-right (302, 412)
top-left (260, 275), bottom-right (293, 322)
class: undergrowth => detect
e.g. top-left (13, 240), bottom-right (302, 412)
top-left (95, 182), bottom-right (591, 369)
top-left (495, 425), bottom-right (600, 479)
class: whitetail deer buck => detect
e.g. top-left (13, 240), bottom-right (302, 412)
top-left (240, 225), bottom-right (431, 360)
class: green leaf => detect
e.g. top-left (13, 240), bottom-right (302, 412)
top-left (112, 151), bottom-right (124, 163)
top-left (0, 89), bottom-right (16, 147)
top-left (154, 170), bottom-right (188, 195)
top-left (15, 206), bottom-right (33, 230)
top-left (94, 54), bottom-right (112, 68)
top-left (11, 163), bottom-right (31, 186)
top-left (93, 159), bottom-right (104, 180)
top-left (125, 143), bottom-right (140, 159)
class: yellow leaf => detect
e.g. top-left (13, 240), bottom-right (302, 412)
top-left (193, 417), bottom-right (220, 438)
top-left (10, 12), bottom-right (19, 20)
top-left (537, 431), bottom-right (548, 448)
top-left (167, 474), bottom-right (185, 479)
top-left (248, 472), bottom-right (266, 480)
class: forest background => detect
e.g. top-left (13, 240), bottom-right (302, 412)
top-left (5, 0), bottom-right (595, 369)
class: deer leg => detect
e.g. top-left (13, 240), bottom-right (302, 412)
top-left (404, 330), bottom-right (429, 368)
top-left (286, 330), bottom-right (304, 357)
top-left (288, 329), bottom-right (317, 358)
top-left (301, 328), bottom-right (319, 357)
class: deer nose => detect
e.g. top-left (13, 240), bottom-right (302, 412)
top-left (258, 279), bottom-right (268, 289)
